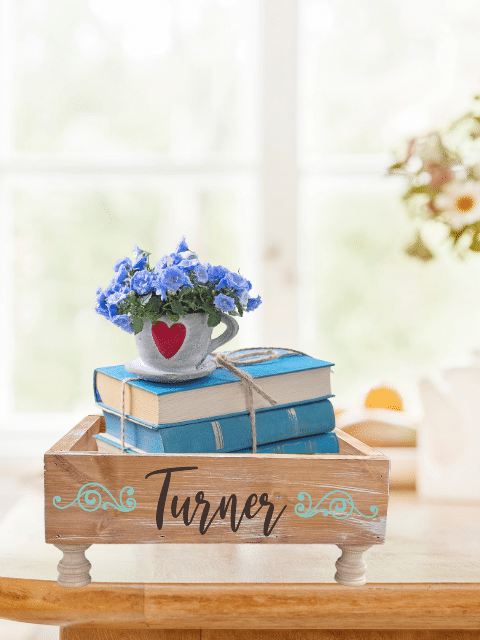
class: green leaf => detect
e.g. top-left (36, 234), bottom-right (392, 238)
top-left (145, 296), bottom-right (160, 314)
top-left (199, 288), bottom-right (211, 302)
top-left (405, 233), bottom-right (434, 261)
top-left (170, 298), bottom-right (184, 316)
top-left (402, 185), bottom-right (433, 201)
top-left (387, 162), bottom-right (405, 173)
top-left (467, 166), bottom-right (478, 179)
top-left (166, 311), bottom-right (180, 322)
top-left (469, 230), bottom-right (480, 252)
top-left (132, 316), bottom-right (144, 334)
top-left (140, 292), bottom-right (152, 305)
top-left (207, 312), bottom-right (222, 327)
top-left (450, 227), bottom-right (470, 245)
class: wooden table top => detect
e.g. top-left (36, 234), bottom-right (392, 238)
top-left (1, 483), bottom-right (480, 629)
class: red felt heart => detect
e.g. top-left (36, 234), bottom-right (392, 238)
top-left (151, 321), bottom-right (186, 359)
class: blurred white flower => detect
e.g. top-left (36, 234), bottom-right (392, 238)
top-left (434, 181), bottom-right (480, 230)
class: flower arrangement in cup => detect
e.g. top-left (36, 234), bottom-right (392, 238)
top-left (388, 96), bottom-right (480, 260)
top-left (95, 237), bottom-right (261, 334)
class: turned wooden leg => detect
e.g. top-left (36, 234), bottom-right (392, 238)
top-left (334, 544), bottom-right (372, 586)
top-left (54, 543), bottom-right (92, 587)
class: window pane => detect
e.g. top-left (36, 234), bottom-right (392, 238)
top-left (300, 175), bottom-right (480, 413)
top-left (299, 0), bottom-right (480, 157)
top-left (13, 177), bottom-right (257, 412)
top-left (14, 0), bottom-right (258, 158)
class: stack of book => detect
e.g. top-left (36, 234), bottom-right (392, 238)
top-left (93, 352), bottom-right (339, 455)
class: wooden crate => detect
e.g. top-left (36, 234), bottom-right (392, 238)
top-left (44, 415), bottom-right (390, 587)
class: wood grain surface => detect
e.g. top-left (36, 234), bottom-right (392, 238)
top-left (142, 583), bottom-right (480, 629)
top-left (1, 580), bottom-right (480, 629)
top-left (0, 578), bottom-right (145, 627)
top-left (60, 630), bottom-right (200, 640)
top-left (59, 631), bottom-right (480, 640)
top-left (44, 417), bottom-right (389, 545)
top-left (203, 632), bottom-right (480, 640)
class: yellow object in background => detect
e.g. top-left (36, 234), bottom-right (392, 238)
top-left (336, 384), bottom-right (416, 448)
top-left (365, 386), bottom-right (404, 412)
top-left (335, 383), bottom-right (417, 489)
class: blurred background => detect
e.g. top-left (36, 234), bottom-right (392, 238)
top-left (1, 0), bottom-right (480, 452)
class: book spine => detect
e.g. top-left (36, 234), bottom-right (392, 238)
top-left (101, 398), bottom-right (335, 454)
top-left (234, 431), bottom-right (340, 454)
top-left (101, 411), bottom-right (166, 453)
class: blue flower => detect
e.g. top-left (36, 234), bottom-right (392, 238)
top-left (161, 266), bottom-right (191, 293)
top-left (176, 236), bottom-right (189, 253)
top-left (98, 239), bottom-right (261, 331)
top-left (208, 264), bottom-right (228, 282)
top-left (155, 252), bottom-right (182, 271)
top-left (154, 276), bottom-right (168, 300)
top-left (105, 277), bottom-right (126, 297)
top-left (95, 300), bottom-right (110, 318)
top-left (214, 293), bottom-right (235, 313)
top-left (95, 288), bottom-right (110, 318)
top-left (114, 256), bottom-right (132, 272)
top-left (194, 263), bottom-right (209, 283)
top-left (114, 263), bottom-right (129, 285)
top-left (216, 270), bottom-right (249, 292)
top-left (132, 245), bottom-right (148, 270)
top-left (177, 251), bottom-right (199, 270)
top-left (131, 269), bottom-right (154, 295)
top-left (111, 314), bottom-right (134, 334)
top-left (107, 291), bottom-right (128, 319)
top-left (246, 295), bottom-right (262, 312)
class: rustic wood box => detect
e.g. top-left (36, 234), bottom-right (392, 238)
top-left (44, 415), bottom-right (390, 587)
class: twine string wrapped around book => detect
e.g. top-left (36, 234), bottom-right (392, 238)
top-left (212, 352), bottom-right (277, 453)
top-left (119, 347), bottom-right (309, 454)
top-left (121, 377), bottom-right (138, 453)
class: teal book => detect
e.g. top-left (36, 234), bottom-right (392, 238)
top-left (97, 396), bottom-right (336, 453)
top-left (94, 351), bottom-right (334, 426)
top-left (234, 431), bottom-right (340, 454)
top-left (95, 429), bottom-right (340, 455)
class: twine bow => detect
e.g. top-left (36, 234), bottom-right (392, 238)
top-left (212, 347), bottom-right (309, 453)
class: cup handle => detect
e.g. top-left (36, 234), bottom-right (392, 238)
top-left (208, 313), bottom-right (239, 354)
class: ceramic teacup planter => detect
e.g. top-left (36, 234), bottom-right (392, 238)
top-left (96, 239), bottom-right (262, 381)
top-left (125, 312), bottom-right (239, 381)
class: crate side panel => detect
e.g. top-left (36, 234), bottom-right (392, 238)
top-left (45, 415), bottom-right (104, 454)
top-left (336, 430), bottom-right (382, 456)
top-left (45, 453), bottom-right (389, 545)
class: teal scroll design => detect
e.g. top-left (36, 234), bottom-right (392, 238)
top-left (53, 483), bottom-right (136, 512)
top-left (294, 490), bottom-right (378, 520)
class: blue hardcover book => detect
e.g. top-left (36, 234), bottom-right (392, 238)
top-left (95, 430), bottom-right (340, 455)
top-left (234, 431), bottom-right (340, 454)
top-left (94, 351), bottom-right (333, 427)
top-left (98, 397), bottom-right (335, 453)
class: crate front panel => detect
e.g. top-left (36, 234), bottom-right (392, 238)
top-left (45, 452), bottom-right (389, 544)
